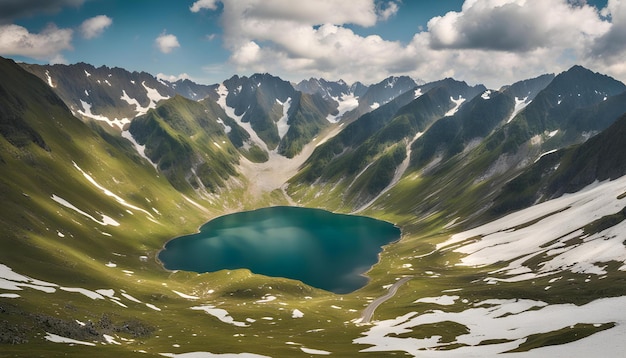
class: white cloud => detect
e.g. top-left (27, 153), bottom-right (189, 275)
top-left (213, 0), bottom-right (407, 83)
top-left (427, 0), bottom-right (608, 51)
top-left (155, 32), bottom-right (180, 54)
top-left (583, 0), bottom-right (626, 80)
top-left (190, 0), bottom-right (219, 13)
top-left (231, 41), bottom-right (262, 67)
top-left (378, 1), bottom-right (400, 21)
top-left (0, 23), bottom-right (72, 60)
top-left (156, 72), bottom-right (191, 82)
top-left (201, 0), bottom-right (626, 87)
top-left (80, 15), bottom-right (112, 39)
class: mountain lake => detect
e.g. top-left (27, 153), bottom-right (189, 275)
top-left (158, 206), bottom-right (401, 293)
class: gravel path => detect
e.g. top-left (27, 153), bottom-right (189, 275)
top-left (360, 276), bottom-right (412, 324)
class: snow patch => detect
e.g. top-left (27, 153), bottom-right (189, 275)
top-left (103, 334), bottom-right (121, 345)
top-left (300, 347), bottom-right (332, 355)
top-left (414, 88), bottom-right (423, 99)
top-left (142, 81), bottom-right (170, 107)
top-left (438, 175), bottom-right (626, 281)
top-left (445, 96), bottom-right (465, 116)
top-left (72, 162), bottom-right (155, 219)
top-left (292, 309), bottom-right (304, 318)
top-left (216, 118), bottom-right (232, 134)
top-left (45, 70), bottom-right (55, 87)
top-left (121, 130), bottom-right (158, 170)
top-left (45, 332), bottom-right (96, 346)
top-left (77, 100), bottom-right (130, 130)
top-left (172, 290), bottom-right (199, 300)
top-left (355, 296), bottom-right (626, 357)
top-left (0, 264), bottom-right (57, 292)
top-left (216, 84), bottom-right (267, 151)
top-left (0, 293), bottom-right (20, 298)
top-left (51, 194), bottom-right (120, 226)
top-left (535, 149), bottom-right (558, 163)
top-left (121, 292), bottom-right (142, 303)
top-left (370, 102), bottom-right (380, 110)
top-left (414, 295), bottom-right (459, 306)
top-left (275, 98), bottom-right (292, 139)
top-left (255, 294), bottom-right (276, 303)
top-left (481, 90), bottom-right (492, 100)
top-left (120, 90), bottom-right (149, 116)
top-left (327, 93), bottom-right (359, 123)
top-left (0, 264), bottom-right (151, 308)
top-left (191, 305), bottom-right (249, 327)
top-left (507, 96), bottom-right (530, 123)
top-left (145, 303), bottom-right (161, 311)
top-left (60, 287), bottom-right (104, 300)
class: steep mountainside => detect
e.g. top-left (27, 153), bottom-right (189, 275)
top-left (340, 76), bottom-right (421, 122)
top-left (289, 78), bottom-right (486, 209)
top-left (372, 68), bottom-right (625, 232)
top-left (0, 56), bottom-right (228, 352)
top-left (21, 62), bottom-right (217, 130)
top-left (409, 74), bottom-right (555, 168)
top-left (128, 95), bottom-right (241, 194)
top-left (295, 78), bottom-right (366, 123)
top-left (495, 65), bottom-right (626, 155)
top-left (294, 78), bottom-right (352, 100)
top-left (493, 111), bottom-right (626, 215)
top-left (215, 73), bottom-right (339, 158)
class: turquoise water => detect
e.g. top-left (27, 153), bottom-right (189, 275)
top-left (158, 206), bottom-right (401, 294)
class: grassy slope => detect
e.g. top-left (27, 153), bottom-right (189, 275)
top-left (0, 58), bottom-right (369, 357)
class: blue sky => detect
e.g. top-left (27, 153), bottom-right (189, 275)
top-left (0, 0), bottom-right (623, 88)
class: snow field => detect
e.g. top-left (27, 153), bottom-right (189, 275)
top-left (438, 175), bottom-right (626, 280)
top-left (355, 295), bottom-right (626, 357)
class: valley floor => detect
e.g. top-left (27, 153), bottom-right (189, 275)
top-left (3, 171), bottom-right (626, 357)
top-left (237, 124), bottom-right (344, 203)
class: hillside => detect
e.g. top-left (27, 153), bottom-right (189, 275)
top-left (21, 62), bottom-right (218, 130)
top-left (288, 79), bottom-right (486, 210)
top-left (493, 111), bottom-right (626, 214)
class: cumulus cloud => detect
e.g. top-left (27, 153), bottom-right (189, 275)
top-left (190, 0), bottom-right (219, 13)
top-left (206, 0), bottom-right (405, 82)
top-left (378, 1), bottom-right (400, 21)
top-left (0, 0), bottom-right (86, 22)
top-left (0, 23), bottom-right (73, 60)
top-left (592, 0), bottom-right (626, 58)
top-left (586, 0), bottom-right (626, 78)
top-left (80, 15), bottom-right (112, 39)
top-left (155, 32), bottom-right (180, 54)
top-left (194, 0), bottom-right (626, 87)
top-left (156, 72), bottom-right (191, 82)
top-left (427, 0), bottom-right (608, 52)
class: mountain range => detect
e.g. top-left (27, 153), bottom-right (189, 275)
top-left (2, 55), bottom-right (626, 356)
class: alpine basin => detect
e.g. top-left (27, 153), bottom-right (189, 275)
top-left (158, 206), bottom-right (401, 294)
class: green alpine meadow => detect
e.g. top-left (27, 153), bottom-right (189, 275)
top-left (2, 2), bottom-right (626, 356)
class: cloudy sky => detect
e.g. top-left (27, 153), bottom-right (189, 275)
top-left (1, 0), bottom-right (624, 88)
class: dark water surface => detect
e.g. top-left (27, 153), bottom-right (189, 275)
top-left (158, 206), bottom-right (401, 294)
